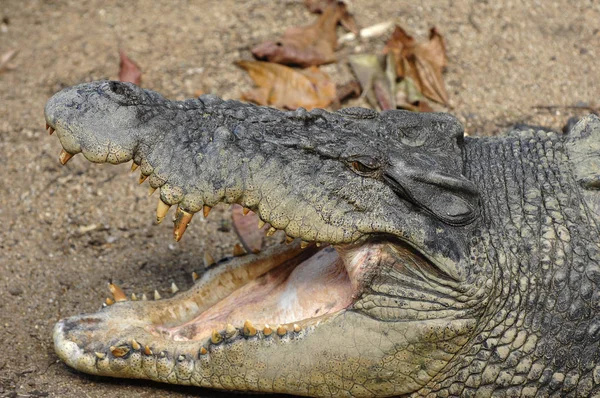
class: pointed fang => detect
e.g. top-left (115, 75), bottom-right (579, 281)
top-left (105, 297), bottom-right (114, 306)
top-left (243, 320), bottom-right (257, 337)
top-left (131, 162), bottom-right (139, 172)
top-left (173, 208), bottom-right (193, 242)
top-left (233, 243), bottom-right (246, 257)
top-left (108, 281), bottom-right (127, 302)
top-left (144, 345), bottom-right (153, 355)
top-left (263, 324), bottom-right (273, 336)
top-left (156, 200), bottom-right (171, 224)
top-left (285, 235), bottom-right (294, 244)
top-left (225, 324), bottom-right (237, 339)
top-left (199, 346), bottom-right (208, 355)
top-left (148, 186), bottom-right (156, 196)
top-left (48, 126), bottom-right (55, 135)
top-left (243, 207), bottom-right (250, 215)
top-left (170, 282), bottom-right (179, 294)
top-left (154, 290), bottom-right (161, 300)
top-left (138, 174), bottom-right (148, 184)
top-left (131, 339), bottom-right (141, 350)
top-left (277, 325), bottom-right (287, 336)
top-left (141, 293), bottom-right (148, 301)
top-left (203, 205), bottom-right (212, 218)
top-left (95, 352), bottom-right (106, 359)
top-left (266, 227), bottom-right (277, 237)
top-left (301, 241), bottom-right (310, 249)
top-left (204, 251), bottom-right (216, 267)
top-left (294, 324), bottom-right (302, 333)
top-left (58, 149), bottom-right (73, 165)
top-left (257, 220), bottom-right (265, 229)
top-left (192, 271), bottom-right (199, 282)
top-left (211, 329), bottom-right (223, 344)
top-left (131, 293), bottom-right (138, 301)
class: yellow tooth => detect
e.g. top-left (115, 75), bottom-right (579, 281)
top-left (131, 293), bottom-right (138, 301)
top-left (154, 290), bottom-right (161, 300)
top-left (95, 352), bottom-right (106, 359)
top-left (243, 320), bottom-right (257, 337)
top-left (233, 243), bottom-right (246, 257)
top-left (316, 242), bottom-right (322, 247)
top-left (108, 281), bottom-right (127, 302)
top-left (301, 241), bottom-right (310, 249)
top-left (138, 174), bottom-right (148, 184)
top-left (58, 149), bottom-right (73, 165)
top-left (131, 162), bottom-right (139, 172)
top-left (293, 324), bottom-right (302, 333)
top-left (276, 325), bottom-right (287, 336)
top-left (285, 235), bottom-right (294, 244)
top-left (156, 200), bottom-right (171, 224)
top-left (266, 227), bottom-right (277, 236)
top-left (170, 282), bottom-right (179, 294)
top-left (173, 207), bottom-right (193, 242)
top-left (203, 205), bottom-right (212, 218)
top-left (263, 324), bottom-right (273, 336)
top-left (192, 271), bottom-right (199, 282)
top-left (225, 324), bottom-right (237, 339)
top-left (257, 220), bottom-right (265, 229)
top-left (141, 293), bottom-right (148, 301)
top-left (199, 346), bottom-right (208, 355)
top-left (131, 339), bottom-right (141, 350)
top-left (204, 251), bottom-right (215, 267)
top-left (105, 297), bottom-right (114, 306)
top-left (144, 345), bottom-right (153, 355)
top-left (211, 329), bottom-right (223, 344)
top-left (110, 346), bottom-right (130, 358)
top-left (148, 186), bottom-right (156, 196)
top-left (242, 207), bottom-right (250, 215)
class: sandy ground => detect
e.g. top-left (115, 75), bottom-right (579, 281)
top-left (0, 0), bottom-right (598, 397)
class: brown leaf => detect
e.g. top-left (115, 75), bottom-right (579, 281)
top-left (348, 54), bottom-right (395, 110)
top-left (384, 26), bottom-right (449, 105)
top-left (231, 205), bottom-right (266, 253)
top-left (118, 49), bottom-right (142, 85)
top-left (238, 60), bottom-right (336, 110)
top-left (304, 0), bottom-right (359, 35)
top-left (251, 3), bottom-right (344, 67)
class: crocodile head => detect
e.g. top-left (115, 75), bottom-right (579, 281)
top-left (45, 81), bottom-right (490, 397)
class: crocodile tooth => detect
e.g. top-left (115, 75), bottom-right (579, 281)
top-left (141, 293), bottom-right (148, 301)
top-left (105, 297), bottom-right (114, 306)
top-left (143, 345), bottom-right (153, 355)
top-left (138, 174), bottom-right (148, 184)
top-left (110, 346), bottom-right (130, 358)
top-left (48, 126), bottom-right (55, 135)
top-left (45, 122), bottom-right (50, 130)
top-left (131, 162), bottom-right (139, 172)
top-left (204, 251), bottom-right (215, 267)
top-left (300, 240), bottom-right (310, 249)
top-left (199, 347), bottom-right (208, 355)
top-left (192, 271), bottom-right (199, 282)
top-left (154, 290), bottom-right (161, 300)
top-left (177, 354), bottom-right (186, 362)
top-left (95, 352), bottom-right (106, 359)
top-left (263, 324), bottom-right (273, 336)
top-left (108, 281), bottom-right (127, 302)
top-left (276, 325), bottom-right (287, 336)
top-left (285, 235), bottom-right (294, 244)
top-left (243, 320), bottom-right (257, 337)
top-left (156, 200), bottom-right (171, 224)
top-left (159, 351), bottom-right (166, 358)
top-left (225, 324), bottom-right (237, 339)
top-left (257, 220), bottom-right (265, 229)
top-left (173, 207), bottom-right (193, 242)
top-left (316, 242), bottom-right (322, 247)
top-left (266, 227), bottom-right (277, 236)
top-left (211, 329), bottom-right (223, 344)
top-left (203, 205), bottom-right (212, 218)
top-left (242, 207), bottom-right (250, 215)
top-left (293, 324), bottom-right (301, 333)
top-left (170, 282), bottom-right (179, 294)
top-left (58, 149), bottom-right (73, 165)
top-left (233, 243), bottom-right (246, 256)
top-left (131, 339), bottom-right (141, 350)
top-left (131, 293), bottom-right (138, 301)
top-left (148, 186), bottom-right (156, 196)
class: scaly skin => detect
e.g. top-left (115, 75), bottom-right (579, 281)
top-left (44, 81), bottom-right (600, 397)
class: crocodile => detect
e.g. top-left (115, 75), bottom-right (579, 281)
top-left (44, 81), bottom-right (600, 397)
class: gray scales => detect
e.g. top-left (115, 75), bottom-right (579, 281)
top-left (44, 81), bottom-right (600, 397)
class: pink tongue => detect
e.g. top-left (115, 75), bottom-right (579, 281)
top-left (164, 247), bottom-right (355, 342)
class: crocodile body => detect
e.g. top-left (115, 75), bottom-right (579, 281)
top-left (44, 81), bottom-right (600, 397)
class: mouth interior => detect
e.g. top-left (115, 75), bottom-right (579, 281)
top-left (153, 243), bottom-right (369, 342)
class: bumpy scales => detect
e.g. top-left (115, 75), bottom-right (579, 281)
top-left (45, 81), bottom-right (600, 397)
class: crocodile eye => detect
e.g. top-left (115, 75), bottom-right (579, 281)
top-left (349, 158), bottom-right (380, 176)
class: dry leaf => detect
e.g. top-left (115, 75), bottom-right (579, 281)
top-left (384, 26), bottom-right (449, 105)
top-left (251, 3), bottom-right (345, 67)
top-left (238, 60), bottom-right (336, 110)
top-left (231, 204), bottom-right (266, 253)
top-left (118, 49), bottom-right (142, 85)
top-left (304, 0), bottom-right (359, 35)
top-left (348, 54), bottom-right (395, 110)
top-left (0, 48), bottom-right (18, 73)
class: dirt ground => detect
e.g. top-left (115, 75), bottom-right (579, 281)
top-left (0, 0), bottom-right (598, 397)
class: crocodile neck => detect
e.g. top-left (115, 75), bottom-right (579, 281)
top-left (420, 131), bottom-right (600, 396)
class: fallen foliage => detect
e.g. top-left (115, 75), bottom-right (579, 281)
top-left (304, 0), bottom-right (359, 35)
top-left (118, 49), bottom-right (142, 85)
top-left (238, 60), bottom-right (336, 110)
